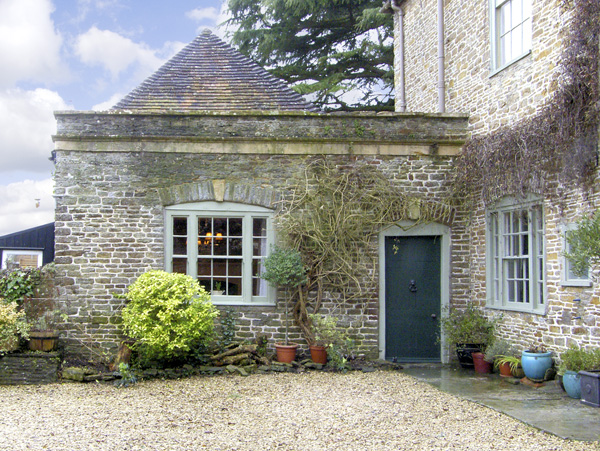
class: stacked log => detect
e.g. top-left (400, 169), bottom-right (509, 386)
top-left (210, 344), bottom-right (270, 367)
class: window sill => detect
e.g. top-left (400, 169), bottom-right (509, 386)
top-left (211, 299), bottom-right (275, 307)
top-left (560, 280), bottom-right (593, 288)
top-left (489, 50), bottom-right (532, 78)
top-left (485, 302), bottom-right (546, 316)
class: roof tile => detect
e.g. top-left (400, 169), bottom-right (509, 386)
top-left (112, 29), bottom-right (318, 112)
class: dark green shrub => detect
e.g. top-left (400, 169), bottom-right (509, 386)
top-left (0, 267), bottom-right (44, 305)
top-left (440, 304), bottom-right (497, 349)
top-left (559, 344), bottom-right (600, 374)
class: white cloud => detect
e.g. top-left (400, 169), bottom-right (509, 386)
top-left (0, 0), bottom-right (66, 88)
top-left (0, 179), bottom-right (55, 236)
top-left (0, 88), bottom-right (71, 174)
top-left (186, 7), bottom-right (219, 22)
top-left (92, 92), bottom-right (124, 111)
top-left (74, 26), bottom-right (163, 79)
top-left (186, 3), bottom-right (231, 39)
top-left (215, 2), bottom-right (234, 40)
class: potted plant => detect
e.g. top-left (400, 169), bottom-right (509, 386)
top-left (261, 246), bottom-right (307, 363)
top-left (494, 355), bottom-right (523, 378)
top-left (558, 345), bottom-right (600, 399)
top-left (521, 343), bottom-right (554, 382)
top-left (28, 310), bottom-right (66, 352)
top-left (472, 350), bottom-right (493, 374)
top-left (0, 300), bottom-right (30, 352)
top-left (212, 281), bottom-right (224, 296)
top-left (484, 339), bottom-right (514, 372)
top-left (308, 314), bottom-right (345, 365)
top-left (439, 304), bottom-right (497, 369)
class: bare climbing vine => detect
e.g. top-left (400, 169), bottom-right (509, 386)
top-left (452, 0), bottom-right (600, 205)
top-left (275, 158), bottom-right (453, 341)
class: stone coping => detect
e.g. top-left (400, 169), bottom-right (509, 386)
top-left (53, 110), bottom-right (469, 148)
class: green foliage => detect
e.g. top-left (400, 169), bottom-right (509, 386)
top-left (114, 363), bottom-right (138, 388)
top-left (309, 314), bottom-right (345, 347)
top-left (261, 246), bottom-right (307, 288)
top-left (256, 334), bottom-right (268, 356)
top-left (261, 246), bottom-right (306, 345)
top-left (558, 344), bottom-right (600, 374)
top-left (226, 0), bottom-right (394, 111)
top-left (494, 355), bottom-right (521, 373)
top-left (218, 308), bottom-right (238, 350)
top-left (483, 339), bottom-right (514, 363)
top-left (0, 267), bottom-right (43, 305)
top-left (564, 211), bottom-right (600, 276)
top-left (121, 271), bottom-right (219, 362)
top-left (0, 300), bottom-right (30, 352)
top-left (440, 304), bottom-right (497, 349)
top-left (328, 338), bottom-right (357, 371)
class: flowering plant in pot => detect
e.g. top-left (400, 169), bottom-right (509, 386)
top-left (439, 304), bottom-right (497, 369)
top-left (261, 246), bottom-right (306, 363)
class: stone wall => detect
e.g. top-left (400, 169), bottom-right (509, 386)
top-left (397, 0), bottom-right (564, 133)
top-left (392, 0), bottom-right (600, 355)
top-left (53, 111), bottom-right (469, 359)
top-left (0, 353), bottom-right (60, 385)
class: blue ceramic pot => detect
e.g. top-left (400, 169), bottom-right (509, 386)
top-left (563, 370), bottom-right (582, 399)
top-left (521, 350), bottom-right (553, 381)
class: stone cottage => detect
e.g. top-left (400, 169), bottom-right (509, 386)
top-left (53, 29), bottom-right (469, 361)
top-left (381, 0), bottom-right (599, 353)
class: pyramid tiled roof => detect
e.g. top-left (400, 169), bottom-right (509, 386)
top-left (112, 29), bottom-right (318, 112)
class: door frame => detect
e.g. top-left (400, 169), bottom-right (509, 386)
top-left (379, 221), bottom-right (451, 363)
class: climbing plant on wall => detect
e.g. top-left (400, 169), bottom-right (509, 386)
top-left (275, 158), bottom-right (454, 341)
top-left (452, 0), bottom-right (600, 205)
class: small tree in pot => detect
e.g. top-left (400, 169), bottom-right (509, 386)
top-left (261, 246), bottom-right (307, 362)
top-left (439, 304), bottom-right (497, 369)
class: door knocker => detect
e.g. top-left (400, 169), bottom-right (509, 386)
top-left (408, 280), bottom-right (418, 293)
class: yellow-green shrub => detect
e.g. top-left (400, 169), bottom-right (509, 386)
top-left (0, 299), bottom-right (30, 352)
top-left (121, 271), bottom-right (218, 361)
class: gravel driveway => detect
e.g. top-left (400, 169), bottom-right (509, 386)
top-left (0, 371), bottom-right (597, 450)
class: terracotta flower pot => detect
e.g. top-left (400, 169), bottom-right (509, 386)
top-left (472, 352), bottom-right (493, 374)
top-left (275, 343), bottom-right (298, 363)
top-left (309, 345), bottom-right (328, 365)
top-left (498, 361), bottom-right (513, 377)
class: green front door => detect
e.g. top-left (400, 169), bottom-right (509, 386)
top-left (385, 236), bottom-right (441, 362)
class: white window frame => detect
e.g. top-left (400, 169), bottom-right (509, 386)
top-left (486, 196), bottom-right (546, 314)
top-left (1, 250), bottom-right (43, 269)
top-left (561, 223), bottom-right (592, 287)
top-left (165, 201), bottom-right (275, 306)
top-left (490, 0), bottom-right (532, 73)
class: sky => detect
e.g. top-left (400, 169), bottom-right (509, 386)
top-left (0, 0), bottom-right (230, 236)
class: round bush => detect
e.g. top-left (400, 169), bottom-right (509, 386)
top-left (121, 271), bottom-right (218, 361)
